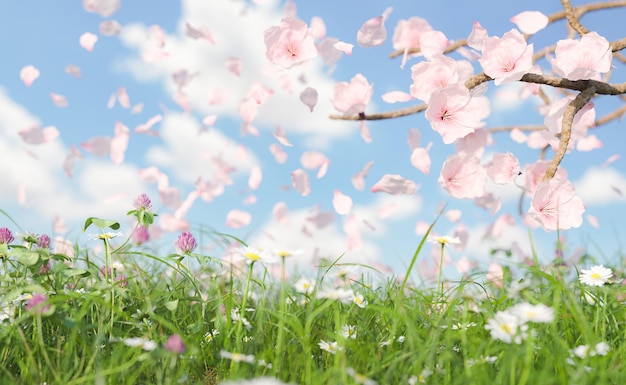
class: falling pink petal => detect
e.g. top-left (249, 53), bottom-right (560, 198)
top-left (131, 103), bottom-right (144, 114)
top-left (63, 145), bottom-right (82, 178)
top-left (106, 93), bottom-right (116, 109)
top-left (344, 214), bottom-right (363, 251)
top-left (248, 82), bottom-right (274, 105)
top-left (407, 128), bottom-right (421, 151)
top-left (419, 30), bottom-right (449, 60)
top-left (510, 11), bottom-right (549, 35)
top-left (488, 213), bottom-right (515, 238)
top-left (510, 127), bottom-right (527, 143)
top-left (307, 211), bottom-right (334, 228)
top-left (299, 87), bottom-right (318, 112)
top-left (19, 126), bottom-right (59, 145)
top-left (414, 220), bottom-right (430, 235)
top-left (52, 215), bottom-right (68, 234)
top-left (301, 151), bottom-right (330, 177)
top-left (332, 190), bottom-right (353, 215)
top-left (357, 9), bottom-right (390, 48)
top-left (202, 115), bottom-right (217, 127)
top-left (185, 22), bottom-right (216, 44)
top-left (248, 165), bottom-right (263, 190)
top-left (467, 21), bottom-right (488, 51)
top-left (20, 65), bottom-right (40, 87)
top-left (50, 93), bottom-right (68, 107)
top-left (410, 143), bottom-right (432, 175)
top-left (83, 0), bottom-right (120, 17)
top-left (351, 160), bottom-right (374, 191)
top-left (226, 210), bottom-right (252, 229)
top-left (445, 209), bottom-right (462, 222)
top-left (382, 91), bottom-right (414, 103)
top-left (81, 136), bottom-right (111, 157)
top-left (159, 214), bottom-right (189, 232)
top-left (377, 203), bottom-right (399, 218)
top-left (243, 195), bottom-right (257, 205)
top-left (17, 184), bottom-right (27, 208)
top-left (371, 174), bottom-right (417, 195)
top-left (65, 64), bottom-right (81, 78)
top-left (142, 49), bottom-right (170, 63)
top-left (116, 87), bottom-right (131, 109)
top-left (99, 20), bottom-right (122, 36)
top-left (110, 122), bottom-right (130, 164)
top-left (273, 202), bottom-right (289, 222)
top-left (486, 262), bottom-right (503, 288)
top-left (135, 114), bottom-right (162, 135)
top-left (272, 126), bottom-right (293, 146)
top-left (587, 214), bottom-right (599, 228)
top-left (174, 191), bottom-right (200, 219)
top-left (225, 57), bottom-right (243, 76)
top-left (576, 135), bottom-right (602, 151)
top-left (150, 25), bottom-right (166, 47)
top-left (79, 32), bottom-right (98, 52)
top-left (310, 16), bottom-right (326, 39)
top-left (360, 121), bottom-right (372, 143)
top-left (269, 143), bottom-right (288, 164)
top-left (601, 154), bottom-right (620, 167)
top-left (333, 41), bottom-right (354, 55)
top-left (291, 169), bottom-right (311, 196)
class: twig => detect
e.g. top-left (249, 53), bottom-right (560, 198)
top-left (561, 0), bottom-right (591, 35)
top-left (542, 86), bottom-right (597, 181)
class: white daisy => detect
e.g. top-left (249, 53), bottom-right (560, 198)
top-left (579, 265), bottom-right (612, 286)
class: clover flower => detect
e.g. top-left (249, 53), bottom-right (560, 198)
top-left (133, 193), bottom-right (153, 210)
top-left (164, 334), bottom-right (186, 354)
top-left (175, 231), bottom-right (197, 254)
top-left (0, 228), bottom-right (14, 244)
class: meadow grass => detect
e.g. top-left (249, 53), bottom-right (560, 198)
top-left (0, 218), bottom-right (625, 385)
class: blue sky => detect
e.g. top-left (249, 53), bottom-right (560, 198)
top-left (0, 0), bottom-right (625, 278)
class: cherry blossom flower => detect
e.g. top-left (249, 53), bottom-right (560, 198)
top-left (551, 31), bottom-right (612, 80)
top-left (357, 8), bottom-right (393, 48)
top-left (332, 73), bottom-right (373, 116)
top-left (410, 55), bottom-right (474, 102)
top-left (528, 179), bottom-right (585, 230)
top-left (479, 29), bottom-right (533, 85)
top-left (579, 265), bottom-right (612, 286)
top-left (438, 153), bottom-right (487, 199)
top-left (392, 16), bottom-right (433, 52)
top-left (425, 85), bottom-right (490, 144)
top-left (264, 17), bottom-right (318, 69)
top-left (486, 152), bottom-right (521, 184)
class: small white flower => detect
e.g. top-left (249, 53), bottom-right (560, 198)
top-left (316, 288), bottom-right (354, 304)
top-left (122, 337), bottom-right (157, 351)
top-left (237, 246), bottom-right (279, 265)
top-left (318, 340), bottom-right (343, 354)
top-left (593, 341), bottom-right (610, 356)
top-left (510, 302), bottom-right (555, 323)
top-left (231, 309), bottom-right (251, 330)
top-left (219, 350), bottom-right (255, 363)
top-left (427, 235), bottom-right (461, 246)
top-left (484, 310), bottom-right (528, 344)
top-left (293, 277), bottom-right (316, 295)
top-left (340, 325), bottom-right (357, 339)
top-left (579, 265), bottom-right (612, 286)
top-left (346, 367), bottom-right (377, 385)
top-left (572, 344), bottom-right (590, 358)
top-left (89, 232), bottom-right (123, 240)
top-left (451, 321), bottom-right (477, 330)
top-left (351, 292), bottom-right (368, 308)
top-left (203, 330), bottom-right (220, 343)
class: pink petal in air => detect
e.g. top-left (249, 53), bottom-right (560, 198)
top-left (135, 115), bottom-right (162, 135)
top-left (50, 93), bottom-right (68, 107)
top-left (291, 169), bottom-right (311, 196)
top-left (20, 65), bottom-right (40, 87)
top-left (299, 87), bottom-right (318, 112)
top-left (225, 57), bottom-right (243, 76)
top-left (110, 122), bottom-right (130, 164)
top-left (99, 20), bottom-right (122, 36)
top-left (351, 161), bottom-right (374, 191)
top-left (510, 11), bottom-right (549, 35)
top-left (310, 16), bottom-right (326, 39)
top-left (79, 32), bottom-right (98, 52)
top-left (19, 126), bottom-right (59, 145)
top-left (272, 126), bottom-right (293, 146)
top-left (357, 8), bottom-right (391, 48)
top-left (382, 91), bottom-right (414, 103)
top-left (333, 41), bottom-right (353, 54)
top-left (248, 165), bottom-right (263, 190)
top-left (371, 174), bottom-right (418, 195)
top-left (307, 211), bottom-right (334, 228)
top-left (332, 190), bottom-right (353, 215)
top-left (269, 143), bottom-right (288, 164)
top-left (65, 64), bottom-right (81, 78)
top-left (150, 25), bottom-right (166, 47)
top-left (410, 143), bottom-right (432, 174)
top-left (117, 86), bottom-right (131, 109)
top-left (226, 210), bottom-right (252, 229)
top-left (273, 202), bottom-right (289, 222)
top-left (83, 0), bottom-right (120, 17)
top-left (185, 23), bottom-right (216, 44)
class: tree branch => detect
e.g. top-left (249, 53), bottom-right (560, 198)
top-left (542, 86), bottom-right (597, 181)
top-left (561, 0), bottom-right (591, 35)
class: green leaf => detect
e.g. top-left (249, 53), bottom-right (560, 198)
top-left (13, 249), bottom-right (40, 266)
top-left (83, 217), bottom-right (121, 231)
top-left (165, 299), bottom-right (179, 311)
top-left (63, 268), bottom-right (90, 278)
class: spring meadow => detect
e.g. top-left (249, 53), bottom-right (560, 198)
top-left (2, 0), bottom-right (626, 383)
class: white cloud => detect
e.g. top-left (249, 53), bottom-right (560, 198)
top-left (117, 0), bottom-right (352, 148)
top-left (574, 167), bottom-right (626, 205)
top-left (0, 88), bottom-right (147, 231)
top-left (145, 113), bottom-right (257, 184)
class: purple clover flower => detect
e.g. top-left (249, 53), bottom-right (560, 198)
top-left (131, 225), bottom-right (150, 245)
top-left (164, 334), bottom-right (186, 354)
top-left (133, 193), bottom-right (153, 210)
top-left (175, 231), bottom-right (197, 254)
top-left (37, 234), bottom-right (51, 249)
top-left (25, 293), bottom-right (51, 314)
top-left (0, 228), bottom-right (14, 244)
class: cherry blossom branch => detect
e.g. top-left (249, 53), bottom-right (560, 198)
top-left (561, 0), bottom-right (590, 35)
top-left (329, 104), bottom-right (426, 121)
top-left (542, 86), bottom-right (597, 182)
top-left (595, 103), bottom-right (626, 125)
top-left (488, 125), bottom-right (545, 133)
